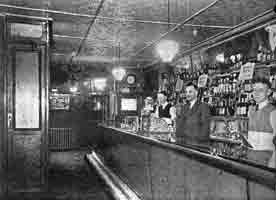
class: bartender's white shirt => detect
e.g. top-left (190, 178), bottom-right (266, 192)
top-left (189, 99), bottom-right (197, 109)
top-left (258, 100), bottom-right (269, 110)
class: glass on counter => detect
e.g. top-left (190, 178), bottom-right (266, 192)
top-left (140, 114), bottom-right (175, 141)
top-left (120, 116), bottom-right (139, 132)
top-left (209, 116), bottom-right (249, 158)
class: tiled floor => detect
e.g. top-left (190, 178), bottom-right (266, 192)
top-left (8, 150), bottom-right (113, 200)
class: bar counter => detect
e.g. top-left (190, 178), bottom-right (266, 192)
top-left (93, 125), bottom-right (276, 200)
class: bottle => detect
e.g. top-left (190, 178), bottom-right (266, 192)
top-left (270, 74), bottom-right (276, 89)
top-left (221, 100), bottom-right (226, 116)
top-left (257, 46), bottom-right (263, 62)
top-left (236, 99), bottom-right (240, 116)
top-left (248, 96), bottom-right (256, 115)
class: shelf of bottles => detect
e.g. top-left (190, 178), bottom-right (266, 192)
top-left (202, 56), bottom-right (276, 158)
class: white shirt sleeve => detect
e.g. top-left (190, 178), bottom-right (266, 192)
top-left (270, 110), bottom-right (276, 136)
top-left (170, 106), bottom-right (176, 120)
top-left (269, 110), bottom-right (276, 168)
top-left (153, 105), bottom-right (159, 118)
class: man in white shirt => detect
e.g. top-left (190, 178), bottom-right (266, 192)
top-left (154, 91), bottom-right (176, 124)
top-left (247, 77), bottom-right (276, 168)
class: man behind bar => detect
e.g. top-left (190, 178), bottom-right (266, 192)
top-left (175, 82), bottom-right (211, 148)
top-left (247, 77), bottom-right (276, 168)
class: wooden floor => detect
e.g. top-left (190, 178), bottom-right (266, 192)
top-left (8, 150), bottom-right (113, 200)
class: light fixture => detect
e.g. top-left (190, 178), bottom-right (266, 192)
top-left (265, 24), bottom-right (276, 52)
top-left (216, 53), bottom-right (225, 63)
top-left (93, 78), bottom-right (107, 91)
top-left (69, 86), bottom-right (78, 93)
top-left (156, 40), bottom-right (179, 62)
top-left (51, 88), bottom-right (58, 93)
top-left (112, 67), bottom-right (126, 81)
top-left (183, 63), bottom-right (190, 69)
top-left (193, 29), bottom-right (198, 36)
top-left (69, 80), bottom-right (78, 93)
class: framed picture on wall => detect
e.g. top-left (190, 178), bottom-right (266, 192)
top-left (49, 93), bottom-right (70, 110)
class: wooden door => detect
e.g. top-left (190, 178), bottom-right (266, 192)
top-left (6, 43), bottom-right (48, 193)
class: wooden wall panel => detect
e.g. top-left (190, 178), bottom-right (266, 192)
top-left (166, 152), bottom-right (187, 199)
top-left (104, 141), bottom-right (152, 200)
top-left (150, 147), bottom-right (171, 200)
top-left (8, 134), bottom-right (42, 191)
top-left (249, 181), bottom-right (276, 200)
top-left (213, 170), bottom-right (247, 200)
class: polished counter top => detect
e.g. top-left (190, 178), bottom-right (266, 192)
top-left (99, 125), bottom-right (276, 190)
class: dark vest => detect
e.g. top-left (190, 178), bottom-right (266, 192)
top-left (158, 103), bottom-right (172, 118)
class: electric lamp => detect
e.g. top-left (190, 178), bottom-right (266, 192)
top-left (156, 40), bottom-right (179, 62)
top-left (94, 78), bottom-right (107, 91)
top-left (112, 67), bottom-right (126, 81)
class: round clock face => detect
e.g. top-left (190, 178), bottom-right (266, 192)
top-left (127, 75), bottom-right (136, 84)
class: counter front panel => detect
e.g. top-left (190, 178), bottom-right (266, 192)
top-left (93, 126), bottom-right (276, 200)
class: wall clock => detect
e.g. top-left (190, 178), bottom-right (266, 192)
top-left (126, 74), bottom-right (136, 84)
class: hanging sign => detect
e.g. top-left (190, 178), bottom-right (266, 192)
top-left (198, 74), bottom-right (208, 88)
top-left (238, 62), bottom-right (255, 81)
top-left (10, 23), bottom-right (43, 38)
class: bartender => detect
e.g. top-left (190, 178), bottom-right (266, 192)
top-left (153, 91), bottom-right (176, 124)
top-left (247, 77), bottom-right (276, 168)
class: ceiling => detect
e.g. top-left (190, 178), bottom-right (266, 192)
top-left (0, 0), bottom-right (275, 70)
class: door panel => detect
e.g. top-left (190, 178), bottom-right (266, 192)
top-left (7, 44), bottom-right (46, 192)
top-left (14, 51), bottom-right (40, 129)
top-left (8, 134), bottom-right (42, 190)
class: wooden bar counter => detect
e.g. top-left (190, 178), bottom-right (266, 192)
top-left (93, 125), bottom-right (276, 200)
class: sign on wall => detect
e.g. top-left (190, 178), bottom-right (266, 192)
top-left (49, 94), bottom-right (70, 110)
top-left (238, 62), bottom-right (255, 81)
top-left (198, 74), bottom-right (208, 88)
top-left (10, 23), bottom-right (43, 38)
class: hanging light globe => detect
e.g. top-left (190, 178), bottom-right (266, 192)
top-left (112, 67), bottom-right (126, 81)
top-left (156, 40), bottom-right (179, 62)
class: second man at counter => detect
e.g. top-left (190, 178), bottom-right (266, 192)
top-left (175, 82), bottom-right (211, 148)
top-left (153, 91), bottom-right (176, 124)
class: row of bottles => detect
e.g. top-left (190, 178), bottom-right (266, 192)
top-left (211, 73), bottom-right (239, 96)
top-left (227, 54), bottom-right (243, 70)
top-left (210, 94), bottom-right (257, 117)
top-left (204, 81), bottom-right (258, 117)
top-left (210, 98), bottom-right (235, 116)
top-left (178, 69), bottom-right (203, 81)
top-left (236, 96), bottom-right (250, 117)
top-left (257, 46), bottom-right (275, 62)
top-left (241, 80), bottom-right (253, 92)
